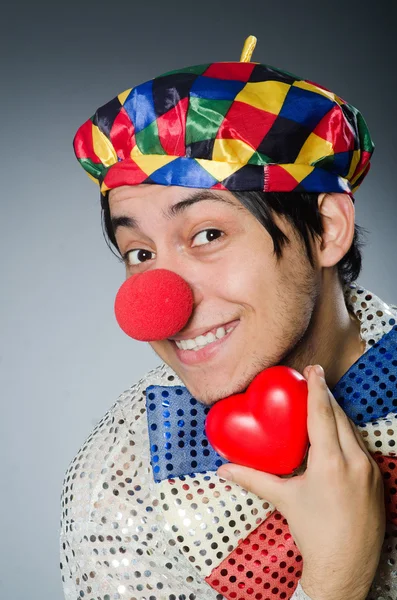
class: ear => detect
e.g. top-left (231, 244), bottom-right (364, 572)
top-left (315, 192), bottom-right (355, 268)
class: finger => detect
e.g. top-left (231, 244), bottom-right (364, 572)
top-left (327, 391), bottom-right (376, 462)
top-left (216, 463), bottom-right (288, 509)
top-left (325, 389), bottom-right (365, 456)
top-left (346, 417), bottom-right (368, 451)
top-left (349, 420), bottom-right (370, 453)
top-left (347, 416), bottom-right (378, 464)
top-left (306, 365), bottom-right (342, 459)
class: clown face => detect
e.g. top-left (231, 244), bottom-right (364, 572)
top-left (109, 184), bottom-right (360, 405)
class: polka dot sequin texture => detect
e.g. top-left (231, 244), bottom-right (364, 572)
top-left (205, 510), bottom-right (304, 599)
top-left (358, 414), bottom-right (397, 457)
top-left (59, 283), bottom-right (397, 600)
top-left (332, 324), bottom-right (397, 424)
top-left (146, 386), bottom-right (229, 482)
top-left (60, 364), bottom-right (223, 599)
top-left (157, 472), bottom-right (275, 577)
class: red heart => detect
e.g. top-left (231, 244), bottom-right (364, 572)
top-left (205, 366), bottom-right (309, 475)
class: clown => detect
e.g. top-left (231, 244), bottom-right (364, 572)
top-left (60, 37), bottom-right (397, 600)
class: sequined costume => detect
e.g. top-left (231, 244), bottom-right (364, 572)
top-left (65, 35), bottom-right (394, 600)
top-left (59, 283), bottom-right (397, 600)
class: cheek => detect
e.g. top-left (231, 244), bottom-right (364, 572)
top-left (209, 244), bottom-right (280, 302)
top-left (149, 340), bottom-right (168, 362)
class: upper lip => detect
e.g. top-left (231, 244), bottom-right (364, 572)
top-left (169, 319), bottom-right (239, 341)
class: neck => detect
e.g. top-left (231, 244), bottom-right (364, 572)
top-left (281, 271), bottom-right (366, 390)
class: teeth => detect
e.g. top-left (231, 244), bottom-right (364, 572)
top-left (196, 335), bottom-right (207, 346)
top-left (205, 332), bottom-right (216, 344)
top-left (174, 325), bottom-right (235, 351)
top-left (215, 327), bottom-right (226, 339)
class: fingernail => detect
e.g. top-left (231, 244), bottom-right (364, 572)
top-left (314, 365), bottom-right (324, 377)
top-left (217, 468), bottom-right (234, 481)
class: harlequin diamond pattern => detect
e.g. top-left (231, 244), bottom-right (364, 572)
top-left (74, 61), bottom-right (374, 196)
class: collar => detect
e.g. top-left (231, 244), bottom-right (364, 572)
top-left (146, 283), bottom-right (397, 482)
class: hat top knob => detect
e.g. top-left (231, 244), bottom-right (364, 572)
top-left (239, 35), bottom-right (257, 62)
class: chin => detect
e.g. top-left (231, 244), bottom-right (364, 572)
top-left (175, 371), bottom-right (252, 406)
top-left (157, 346), bottom-right (274, 405)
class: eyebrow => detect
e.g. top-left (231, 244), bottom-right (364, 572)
top-left (110, 190), bottom-right (239, 234)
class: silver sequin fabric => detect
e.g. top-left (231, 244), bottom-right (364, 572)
top-left (59, 282), bottom-right (397, 600)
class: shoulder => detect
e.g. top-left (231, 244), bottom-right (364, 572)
top-left (116, 361), bottom-right (184, 418)
top-left (59, 362), bottom-right (181, 533)
top-left (59, 362), bottom-right (211, 599)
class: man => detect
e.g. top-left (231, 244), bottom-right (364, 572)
top-left (60, 37), bottom-right (397, 599)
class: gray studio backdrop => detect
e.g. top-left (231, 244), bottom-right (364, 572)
top-left (1, 1), bottom-right (396, 598)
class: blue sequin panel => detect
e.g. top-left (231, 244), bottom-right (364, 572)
top-left (332, 325), bottom-right (397, 424)
top-left (146, 325), bottom-right (397, 482)
top-left (145, 385), bottom-right (229, 482)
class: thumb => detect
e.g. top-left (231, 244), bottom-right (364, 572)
top-left (216, 463), bottom-right (289, 509)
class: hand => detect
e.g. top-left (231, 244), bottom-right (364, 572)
top-left (216, 364), bottom-right (386, 600)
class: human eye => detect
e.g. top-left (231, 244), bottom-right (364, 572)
top-left (123, 248), bottom-right (156, 266)
top-left (191, 228), bottom-right (225, 248)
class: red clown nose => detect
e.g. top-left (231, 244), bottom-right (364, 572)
top-left (114, 269), bottom-right (194, 341)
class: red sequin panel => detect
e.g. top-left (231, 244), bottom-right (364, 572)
top-left (372, 454), bottom-right (397, 524)
top-left (205, 510), bottom-right (302, 600)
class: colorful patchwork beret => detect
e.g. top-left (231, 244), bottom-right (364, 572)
top-left (73, 36), bottom-right (374, 198)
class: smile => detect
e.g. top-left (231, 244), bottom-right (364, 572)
top-left (170, 320), bottom-right (240, 366)
top-left (174, 324), bottom-right (236, 351)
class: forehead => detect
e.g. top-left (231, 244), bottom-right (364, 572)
top-left (108, 184), bottom-right (244, 213)
top-left (107, 185), bottom-right (300, 249)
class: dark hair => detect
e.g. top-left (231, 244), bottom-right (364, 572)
top-left (101, 190), bottom-right (368, 287)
